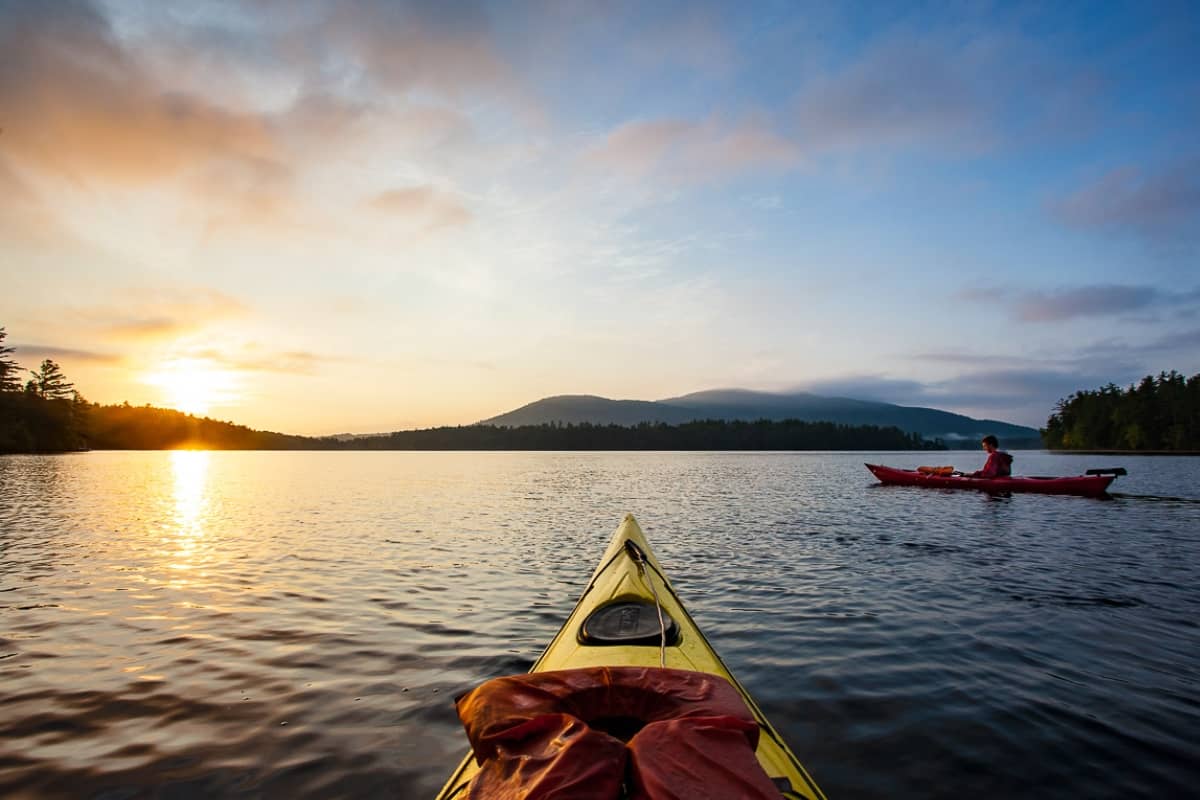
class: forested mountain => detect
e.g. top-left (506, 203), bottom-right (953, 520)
top-left (481, 390), bottom-right (1041, 446)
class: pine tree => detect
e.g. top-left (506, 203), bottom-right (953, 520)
top-left (29, 359), bottom-right (75, 400)
top-left (0, 326), bottom-right (22, 392)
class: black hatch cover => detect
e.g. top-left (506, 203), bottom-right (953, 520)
top-left (579, 600), bottom-right (680, 646)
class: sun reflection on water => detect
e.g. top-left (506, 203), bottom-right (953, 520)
top-left (169, 450), bottom-right (210, 574)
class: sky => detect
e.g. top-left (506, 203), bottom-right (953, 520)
top-left (1, 0), bottom-right (1197, 435)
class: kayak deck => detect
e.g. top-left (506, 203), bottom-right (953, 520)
top-left (866, 463), bottom-right (1117, 497)
top-left (436, 514), bottom-right (825, 799)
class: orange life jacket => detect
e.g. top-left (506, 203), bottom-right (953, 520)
top-left (917, 466), bottom-right (954, 476)
top-left (454, 666), bottom-right (782, 799)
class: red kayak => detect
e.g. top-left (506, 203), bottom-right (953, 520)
top-left (865, 463), bottom-right (1123, 497)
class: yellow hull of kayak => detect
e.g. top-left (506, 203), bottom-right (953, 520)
top-left (435, 514), bottom-right (826, 800)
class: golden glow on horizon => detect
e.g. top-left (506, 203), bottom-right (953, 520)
top-left (144, 358), bottom-right (237, 416)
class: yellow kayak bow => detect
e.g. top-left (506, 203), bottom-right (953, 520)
top-left (436, 514), bottom-right (826, 800)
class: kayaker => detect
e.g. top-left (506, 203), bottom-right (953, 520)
top-left (971, 435), bottom-right (1013, 478)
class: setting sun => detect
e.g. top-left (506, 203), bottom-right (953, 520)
top-left (144, 358), bottom-right (236, 416)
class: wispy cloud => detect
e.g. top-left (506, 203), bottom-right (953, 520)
top-left (0, 1), bottom-right (492, 237)
top-left (1014, 285), bottom-right (1165, 322)
top-left (1053, 158), bottom-right (1200, 241)
top-left (72, 289), bottom-right (251, 342)
top-left (620, 6), bottom-right (735, 74)
top-left (798, 364), bottom-right (1149, 428)
top-left (368, 185), bottom-right (472, 230)
top-left (0, 157), bottom-right (35, 205)
top-left (930, 366), bottom-right (1146, 427)
top-left (960, 284), bottom-right (1200, 323)
top-left (0, 2), bottom-right (277, 184)
top-left (0, 156), bottom-right (61, 241)
top-left (585, 116), bottom-right (798, 184)
top-left (5, 343), bottom-right (122, 365)
top-left (796, 375), bottom-right (936, 405)
top-left (909, 351), bottom-right (1049, 369)
top-left (932, 368), bottom-right (1135, 405)
top-left (793, 37), bottom-right (990, 154)
top-left (1075, 326), bottom-right (1200, 361)
top-left (321, 0), bottom-right (522, 101)
top-left (187, 346), bottom-right (332, 375)
top-left (577, 22), bottom-right (1109, 195)
top-left (787, 23), bottom-right (1112, 161)
top-left (902, 334), bottom-right (1200, 426)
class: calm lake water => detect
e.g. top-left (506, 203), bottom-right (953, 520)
top-left (1, 451), bottom-right (1198, 799)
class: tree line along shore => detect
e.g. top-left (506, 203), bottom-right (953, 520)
top-left (2, 327), bottom-right (1197, 453)
top-left (3, 402), bottom-right (944, 453)
top-left (1041, 371), bottom-right (1200, 452)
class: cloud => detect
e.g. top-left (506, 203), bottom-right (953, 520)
top-left (960, 284), bottom-right (1200, 323)
top-left (795, 375), bottom-right (936, 405)
top-left (583, 27), bottom-right (1072, 192)
top-left (1053, 159), bottom-right (1200, 240)
top-left (0, 1), bottom-right (511, 239)
top-left (620, 6), bottom-right (735, 74)
top-left (92, 1), bottom-right (508, 142)
top-left (1014, 285), bottom-right (1165, 322)
top-left (270, 92), bottom-right (472, 156)
top-left (192, 155), bottom-right (304, 232)
top-left (0, 157), bottom-right (61, 241)
top-left (932, 368), bottom-right (1130, 406)
top-left (793, 38), bottom-right (990, 154)
top-left (75, 289), bottom-right (251, 342)
top-left (795, 367), bottom-right (1142, 428)
top-left (0, 1), bottom-right (278, 184)
top-left (786, 22), bottom-right (1112, 161)
top-left (0, 2), bottom-right (344, 239)
top-left (320, 0), bottom-right (523, 102)
top-left (4, 343), bottom-right (122, 365)
top-left (902, 332), bottom-right (1200, 426)
top-left (1150, 326), bottom-right (1200, 353)
top-left (368, 185), bottom-right (472, 230)
top-left (585, 116), bottom-right (798, 184)
top-left (270, 92), bottom-right (374, 152)
top-left (916, 326), bottom-right (1200, 381)
top-left (188, 346), bottom-right (331, 375)
top-left (909, 351), bottom-right (1044, 369)
top-left (1075, 326), bottom-right (1200, 362)
top-left (0, 157), bottom-right (34, 204)
top-left (930, 367), bottom-right (1147, 428)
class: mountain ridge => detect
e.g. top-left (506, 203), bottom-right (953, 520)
top-left (480, 389), bottom-right (1042, 446)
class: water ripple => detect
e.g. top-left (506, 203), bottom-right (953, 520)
top-left (1, 451), bottom-right (1198, 799)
